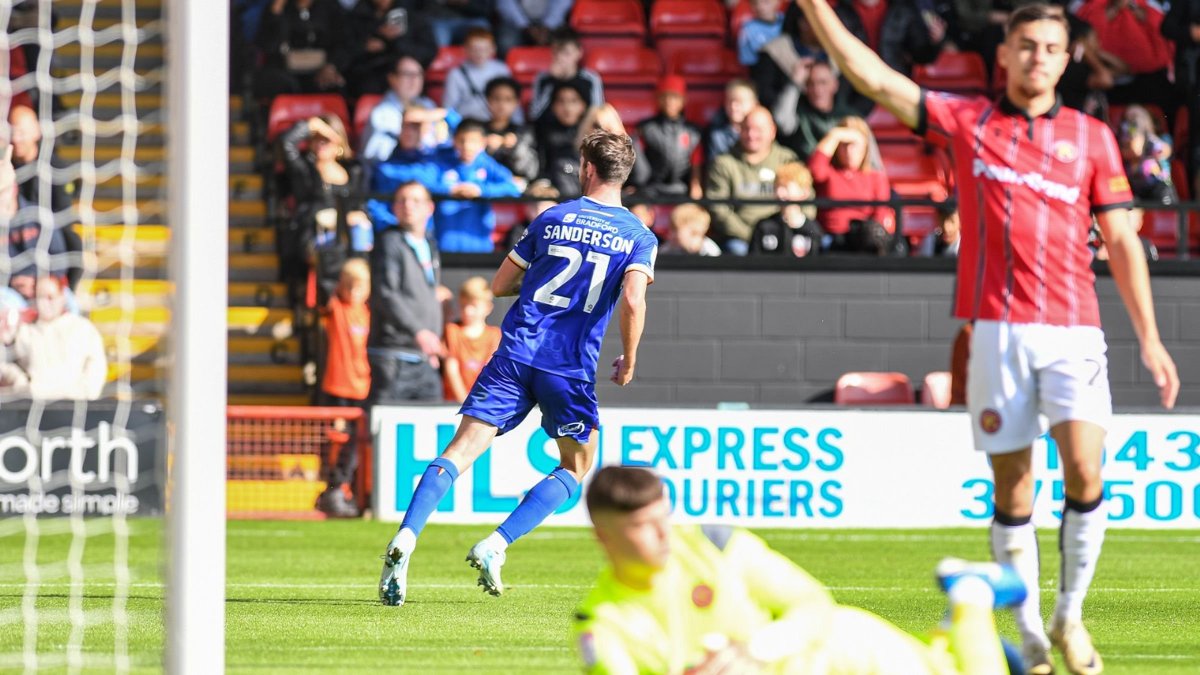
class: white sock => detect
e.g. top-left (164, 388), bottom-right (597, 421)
top-left (991, 519), bottom-right (1048, 647)
top-left (484, 531), bottom-right (509, 553)
top-left (390, 527), bottom-right (416, 554)
top-left (1054, 500), bottom-right (1107, 623)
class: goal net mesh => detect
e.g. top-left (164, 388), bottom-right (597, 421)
top-left (0, 0), bottom-right (166, 671)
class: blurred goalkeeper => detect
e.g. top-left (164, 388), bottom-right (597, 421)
top-left (575, 466), bottom-right (1026, 675)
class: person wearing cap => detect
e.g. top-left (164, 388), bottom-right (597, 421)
top-left (634, 75), bottom-right (704, 200)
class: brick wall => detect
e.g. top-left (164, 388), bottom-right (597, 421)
top-left (441, 259), bottom-right (1200, 409)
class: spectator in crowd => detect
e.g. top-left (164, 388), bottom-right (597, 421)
top-left (738, 0), bottom-right (786, 67)
top-left (279, 116), bottom-right (369, 305)
top-left (706, 106), bottom-right (799, 255)
top-left (535, 81), bottom-right (589, 197)
top-left (420, 0), bottom-right (494, 47)
top-left (2, 276), bottom-right (106, 401)
top-left (660, 203), bottom-right (721, 256)
top-left (626, 199), bottom-right (665, 239)
top-left (368, 181), bottom-right (444, 404)
top-left (808, 117), bottom-right (894, 255)
top-left (1056, 16), bottom-right (1114, 121)
top-left (444, 29), bottom-right (516, 123)
top-left (752, 1), bottom-right (868, 112)
top-left (442, 276), bottom-right (502, 403)
top-left (530, 29), bottom-right (605, 120)
top-left (1162, 0), bottom-right (1200, 196)
top-left (362, 55), bottom-right (453, 165)
top-left (1074, 0), bottom-right (1173, 112)
top-left (773, 60), bottom-right (857, 161)
top-left (8, 108), bottom-right (84, 289)
top-left (876, 0), bottom-right (949, 76)
top-left (502, 182), bottom-right (559, 246)
top-left (368, 107), bottom-right (447, 224)
top-left (1119, 104), bottom-right (1178, 233)
top-left (750, 162), bottom-right (822, 256)
top-left (1, 145), bottom-right (79, 313)
top-left (372, 119), bottom-right (521, 252)
top-left (635, 75), bottom-right (703, 199)
top-left (343, 0), bottom-right (437, 96)
top-left (496, 0), bottom-right (574, 55)
top-left (484, 77), bottom-right (539, 183)
top-left (916, 198), bottom-right (961, 257)
top-left (254, 0), bottom-right (352, 98)
top-left (316, 258), bottom-right (372, 518)
top-left (704, 79), bottom-right (759, 162)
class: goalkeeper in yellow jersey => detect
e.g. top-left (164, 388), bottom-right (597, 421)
top-left (574, 467), bottom-right (1027, 675)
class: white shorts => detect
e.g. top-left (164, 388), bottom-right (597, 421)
top-left (968, 320), bottom-right (1112, 454)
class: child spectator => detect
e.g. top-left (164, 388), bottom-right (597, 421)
top-left (661, 204), bottom-right (721, 256)
top-left (750, 162), bottom-right (822, 256)
top-left (316, 258), bottom-right (371, 517)
top-left (484, 76), bottom-right (539, 183)
top-left (535, 81), bottom-right (589, 197)
top-left (443, 276), bottom-right (502, 403)
top-left (636, 75), bottom-right (703, 199)
top-left (738, 0), bottom-right (785, 66)
top-left (530, 29), bottom-right (605, 120)
top-left (809, 116), bottom-right (893, 255)
top-left (443, 28), bottom-right (516, 122)
top-left (705, 79), bottom-right (759, 162)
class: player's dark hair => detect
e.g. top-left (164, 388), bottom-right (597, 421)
top-left (485, 76), bottom-right (520, 99)
top-left (579, 129), bottom-right (636, 185)
top-left (1005, 3), bottom-right (1070, 37)
top-left (586, 467), bottom-right (664, 517)
top-left (550, 28), bottom-right (581, 50)
top-left (455, 118), bottom-right (488, 137)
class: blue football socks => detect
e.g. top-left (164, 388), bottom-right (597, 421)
top-left (399, 457), bottom-right (459, 538)
top-left (496, 467), bottom-right (580, 545)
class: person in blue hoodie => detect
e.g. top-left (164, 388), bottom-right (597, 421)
top-left (371, 117), bottom-right (522, 253)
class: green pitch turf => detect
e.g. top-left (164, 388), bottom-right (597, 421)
top-left (2, 520), bottom-right (1198, 673)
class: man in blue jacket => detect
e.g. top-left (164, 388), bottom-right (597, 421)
top-left (371, 118), bottom-right (522, 253)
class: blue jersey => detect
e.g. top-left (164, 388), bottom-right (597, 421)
top-left (494, 197), bottom-right (658, 383)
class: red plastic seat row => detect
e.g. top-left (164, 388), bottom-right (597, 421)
top-left (266, 94), bottom-right (351, 143)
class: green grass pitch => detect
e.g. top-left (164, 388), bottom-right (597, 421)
top-left (2, 520), bottom-right (1198, 673)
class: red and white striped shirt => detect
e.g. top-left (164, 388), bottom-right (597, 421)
top-left (919, 91), bottom-right (1133, 327)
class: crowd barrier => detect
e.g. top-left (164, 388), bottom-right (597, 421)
top-left (373, 405), bottom-right (1200, 529)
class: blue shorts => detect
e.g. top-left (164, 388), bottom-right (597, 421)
top-left (458, 355), bottom-right (598, 444)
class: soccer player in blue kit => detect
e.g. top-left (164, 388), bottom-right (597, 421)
top-left (379, 130), bottom-right (658, 606)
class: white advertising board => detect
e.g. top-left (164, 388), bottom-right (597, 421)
top-left (372, 407), bottom-right (1200, 529)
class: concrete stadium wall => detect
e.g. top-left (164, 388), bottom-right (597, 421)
top-left (441, 258), bottom-right (1200, 409)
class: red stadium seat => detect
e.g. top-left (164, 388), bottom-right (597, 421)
top-left (913, 51), bottom-right (988, 93)
top-left (426, 46), bottom-right (466, 102)
top-left (921, 371), bottom-right (952, 409)
top-left (651, 0), bottom-right (727, 41)
top-left (266, 94), bottom-right (351, 143)
top-left (352, 94), bottom-right (382, 146)
top-left (1172, 159), bottom-right (1190, 201)
top-left (606, 90), bottom-right (658, 126)
top-left (867, 105), bottom-right (919, 144)
top-left (834, 372), bottom-right (915, 406)
top-left (583, 46), bottom-right (662, 89)
top-left (880, 144), bottom-right (946, 197)
top-left (492, 203), bottom-right (524, 248)
top-left (900, 205), bottom-right (938, 244)
top-left (684, 88), bottom-right (725, 126)
top-left (663, 47), bottom-right (745, 89)
top-left (571, 0), bottom-right (646, 49)
top-left (506, 46), bottom-right (552, 86)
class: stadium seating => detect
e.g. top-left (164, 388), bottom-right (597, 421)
top-left (492, 202), bottom-right (523, 248)
top-left (684, 88), bottom-right (725, 126)
top-left (913, 51), bottom-right (988, 94)
top-left (506, 46), bottom-right (552, 87)
top-left (663, 47), bottom-right (745, 90)
top-left (426, 45), bottom-right (466, 103)
top-left (352, 94), bottom-right (381, 147)
top-left (266, 94), bottom-right (351, 143)
top-left (880, 143), bottom-right (947, 197)
top-left (866, 105), bottom-right (919, 144)
top-left (583, 46), bottom-right (662, 89)
top-left (571, 0), bottom-right (646, 51)
top-left (899, 206), bottom-right (938, 245)
top-left (651, 0), bottom-right (727, 41)
top-left (921, 371), bottom-right (952, 409)
top-left (606, 90), bottom-right (659, 126)
top-left (834, 372), bottom-right (915, 405)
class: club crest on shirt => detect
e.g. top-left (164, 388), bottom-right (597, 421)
top-left (1052, 140), bottom-right (1078, 163)
top-left (563, 212), bottom-right (577, 224)
top-left (980, 409), bottom-right (1003, 434)
top-left (692, 584), bottom-right (714, 608)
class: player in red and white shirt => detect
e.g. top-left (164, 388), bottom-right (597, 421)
top-left (796, 2), bottom-right (1179, 674)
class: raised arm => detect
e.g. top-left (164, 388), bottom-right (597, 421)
top-left (795, 0), bottom-right (922, 128)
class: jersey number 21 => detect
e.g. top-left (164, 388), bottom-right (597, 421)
top-left (533, 245), bottom-right (611, 314)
